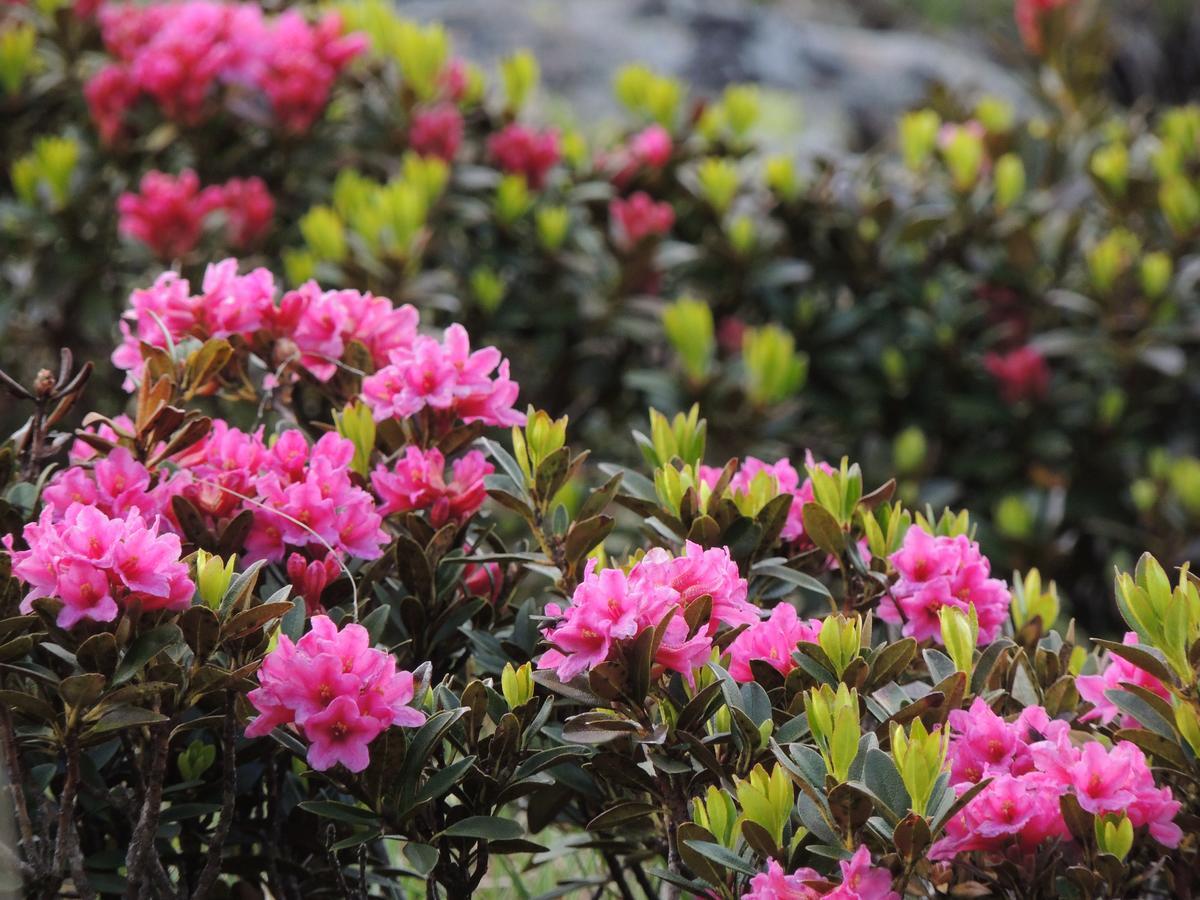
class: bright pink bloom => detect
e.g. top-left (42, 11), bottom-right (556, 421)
top-left (410, 104), bottom-right (464, 162)
top-left (246, 615), bottom-right (426, 771)
top-left (117, 169), bottom-right (224, 260)
top-left (727, 603), bottom-right (822, 682)
top-left (1015, 0), bottom-right (1073, 53)
top-left (463, 560), bottom-right (503, 602)
top-left (215, 176), bottom-right (275, 248)
top-left (43, 448), bottom-right (179, 523)
top-left (487, 124), bottom-right (561, 188)
top-left (360, 323), bottom-right (525, 429)
top-left (610, 192), bottom-right (675, 249)
top-left (985, 345), bottom-right (1050, 405)
top-left (630, 125), bottom-right (673, 168)
top-left (437, 58), bottom-right (469, 102)
top-left (539, 544), bottom-right (752, 684)
top-left (84, 64), bottom-right (138, 143)
top-left (371, 447), bottom-right (493, 525)
top-left (701, 453), bottom-right (836, 550)
top-left (287, 552), bottom-right (341, 615)
top-left (879, 526), bottom-right (1010, 645)
top-left (742, 848), bottom-right (897, 900)
top-left (4, 504), bottom-right (193, 629)
top-left (1076, 632), bottom-right (1172, 727)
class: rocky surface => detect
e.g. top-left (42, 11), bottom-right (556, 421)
top-left (396, 0), bottom-right (1030, 154)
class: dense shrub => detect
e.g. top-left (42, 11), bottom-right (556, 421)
top-left (0, 256), bottom-right (1199, 898)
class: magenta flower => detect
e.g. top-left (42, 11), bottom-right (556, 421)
top-left (1076, 632), bottom-right (1171, 727)
top-left (287, 552), bottom-right (341, 615)
top-left (410, 104), bottom-right (464, 162)
top-left (487, 123), bottom-right (561, 188)
top-left (727, 603), bottom-right (823, 682)
top-left (371, 447), bottom-right (493, 525)
top-left (246, 615), bottom-right (427, 772)
top-left (984, 345), bottom-right (1050, 405)
top-left (361, 323), bottom-right (525, 429)
top-left (879, 527), bottom-right (1010, 645)
top-left (610, 191), bottom-right (675, 249)
top-left (117, 169), bottom-right (225, 260)
top-left (4, 504), bottom-right (194, 629)
top-left (215, 176), bottom-right (275, 249)
top-left (742, 847), bottom-right (897, 899)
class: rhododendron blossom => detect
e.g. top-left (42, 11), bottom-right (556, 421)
top-left (932, 697), bottom-right (1182, 861)
top-left (246, 615), bottom-right (426, 772)
top-left (610, 191), bottom-right (675, 249)
top-left (371, 447), bottom-right (492, 525)
top-left (879, 526), bottom-right (1010, 645)
top-left (4, 504), bottom-right (193, 629)
top-left (985, 345), bottom-right (1050, 405)
top-left (111, 260), bottom-right (419, 389)
top-left (487, 123), bottom-right (561, 188)
top-left (409, 104), bottom-right (464, 162)
top-left (1075, 631), bottom-right (1172, 727)
top-left (538, 542), bottom-right (755, 683)
top-left (42, 446), bottom-right (179, 524)
top-left (742, 847), bottom-right (897, 899)
top-left (88, 1), bottom-right (363, 140)
top-left (287, 551), bottom-right (342, 615)
top-left (701, 453), bottom-right (835, 549)
top-left (173, 425), bottom-right (387, 563)
top-left (727, 602), bottom-right (823, 682)
top-left (360, 323), bottom-right (524, 428)
top-left (1015, 0), bottom-right (1074, 53)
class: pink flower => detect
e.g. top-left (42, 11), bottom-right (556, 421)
top-left (1015, 0), bottom-right (1073, 53)
top-left (488, 123), bottom-right (561, 189)
top-left (610, 192), bottom-right (675, 249)
top-left (742, 848), bottom-right (896, 899)
top-left (539, 544), bottom-right (752, 684)
top-left (360, 324), bottom-right (525, 429)
top-left (371, 447), bottom-right (493, 525)
top-left (879, 527), bottom-right (1010, 645)
top-left (727, 603), bottom-right (822, 682)
top-left (214, 176), bottom-right (275, 248)
top-left (84, 64), bottom-right (137, 143)
top-left (984, 346), bottom-right (1050, 405)
top-left (246, 615), bottom-right (427, 772)
top-left (410, 104), bottom-right (464, 162)
top-left (706, 453), bottom-right (837, 550)
top-left (463, 560), bottom-right (503, 602)
top-left (1076, 632), bottom-right (1172, 727)
top-left (117, 169), bottom-right (225, 260)
top-left (630, 125), bottom-right (673, 168)
top-left (287, 552), bottom-right (341, 615)
top-left (4, 504), bottom-right (193, 629)
top-left (43, 447), bottom-right (179, 524)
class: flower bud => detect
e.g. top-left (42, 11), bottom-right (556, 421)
top-left (743, 325), bottom-right (807, 407)
top-left (1160, 176), bottom-right (1200, 236)
top-left (1087, 228), bottom-right (1140, 293)
top-left (733, 764), bottom-right (794, 847)
top-left (993, 154), bottom-right (1025, 211)
top-left (890, 718), bottom-right (948, 816)
top-left (300, 206), bottom-right (347, 264)
top-left (613, 64), bottom-right (681, 127)
top-left (899, 109), bottom-right (940, 170)
top-left (500, 661), bottom-right (534, 709)
top-left (805, 684), bottom-right (860, 784)
top-left (1010, 568), bottom-right (1060, 630)
top-left (818, 614), bottom-right (862, 678)
top-left (644, 405), bottom-right (706, 469)
top-left (495, 174), bottom-right (533, 224)
top-left (721, 84), bottom-right (761, 138)
top-left (939, 605), bottom-right (978, 678)
top-left (727, 215), bottom-right (757, 256)
top-left (692, 785), bottom-right (739, 848)
top-left (695, 157), bottom-right (739, 215)
top-left (0, 23), bottom-right (37, 97)
top-left (1115, 553), bottom-right (1200, 680)
top-left (1094, 813), bottom-right (1134, 862)
top-left (662, 297), bottom-right (715, 384)
top-left (469, 266), bottom-right (506, 314)
top-left (195, 550), bottom-right (237, 609)
top-left (940, 125), bottom-right (985, 192)
top-left (500, 49), bottom-right (539, 112)
top-left (535, 205), bottom-right (570, 252)
top-left (333, 401), bottom-right (376, 478)
top-left (975, 96), bottom-right (1014, 134)
top-left (1139, 251), bottom-right (1173, 298)
top-left (512, 408), bottom-right (568, 485)
top-left (1090, 143), bottom-right (1129, 197)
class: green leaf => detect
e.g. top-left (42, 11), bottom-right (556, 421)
top-left (801, 502), bottom-right (845, 555)
top-left (438, 816), bottom-right (524, 841)
top-left (587, 801), bottom-right (659, 831)
top-left (861, 749), bottom-right (911, 820)
top-left (681, 840), bottom-right (757, 877)
top-left (298, 801), bottom-right (380, 826)
top-left (113, 625), bottom-right (182, 685)
top-left (89, 706), bottom-right (169, 734)
top-left (411, 756), bottom-right (476, 807)
top-left (1104, 689), bottom-right (1177, 738)
top-left (753, 563), bottom-right (833, 603)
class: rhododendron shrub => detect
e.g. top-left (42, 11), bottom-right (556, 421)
top-left (1, 274), bottom-right (1198, 897)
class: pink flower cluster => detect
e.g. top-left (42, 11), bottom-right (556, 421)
top-left (700, 453), bottom-right (835, 550)
top-left (608, 124), bottom-right (674, 187)
top-left (246, 615), bottom-right (426, 772)
top-left (487, 123), bottom-right (561, 188)
top-left (931, 698), bottom-right (1181, 861)
top-left (117, 170), bottom-right (274, 259)
top-left (879, 526), bottom-right (1010, 645)
top-left (743, 847), bottom-right (897, 900)
top-left (4, 504), bottom-right (193, 629)
top-left (112, 260), bottom-right (418, 389)
top-left (610, 191), bottom-right (675, 249)
top-left (360, 323), bottom-right (524, 429)
top-left (538, 542), bottom-right (757, 683)
top-left (173, 424), bottom-right (387, 563)
top-left (726, 603), bottom-right (822, 682)
top-left (287, 552), bottom-right (341, 616)
top-left (86, 1), bottom-right (364, 141)
top-left (1075, 632), bottom-right (1171, 727)
top-left (42, 447), bottom-right (178, 524)
top-left (984, 346), bottom-right (1050, 405)
top-left (1015, 0), bottom-right (1073, 53)
top-left (409, 104), bottom-right (464, 162)
top-left (371, 447), bottom-right (492, 526)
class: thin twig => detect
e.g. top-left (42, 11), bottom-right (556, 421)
top-left (190, 695), bottom-right (237, 900)
top-left (123, 724), bottom-right (171, 900)
top-left (0, 702), bottom-right (36, 864)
